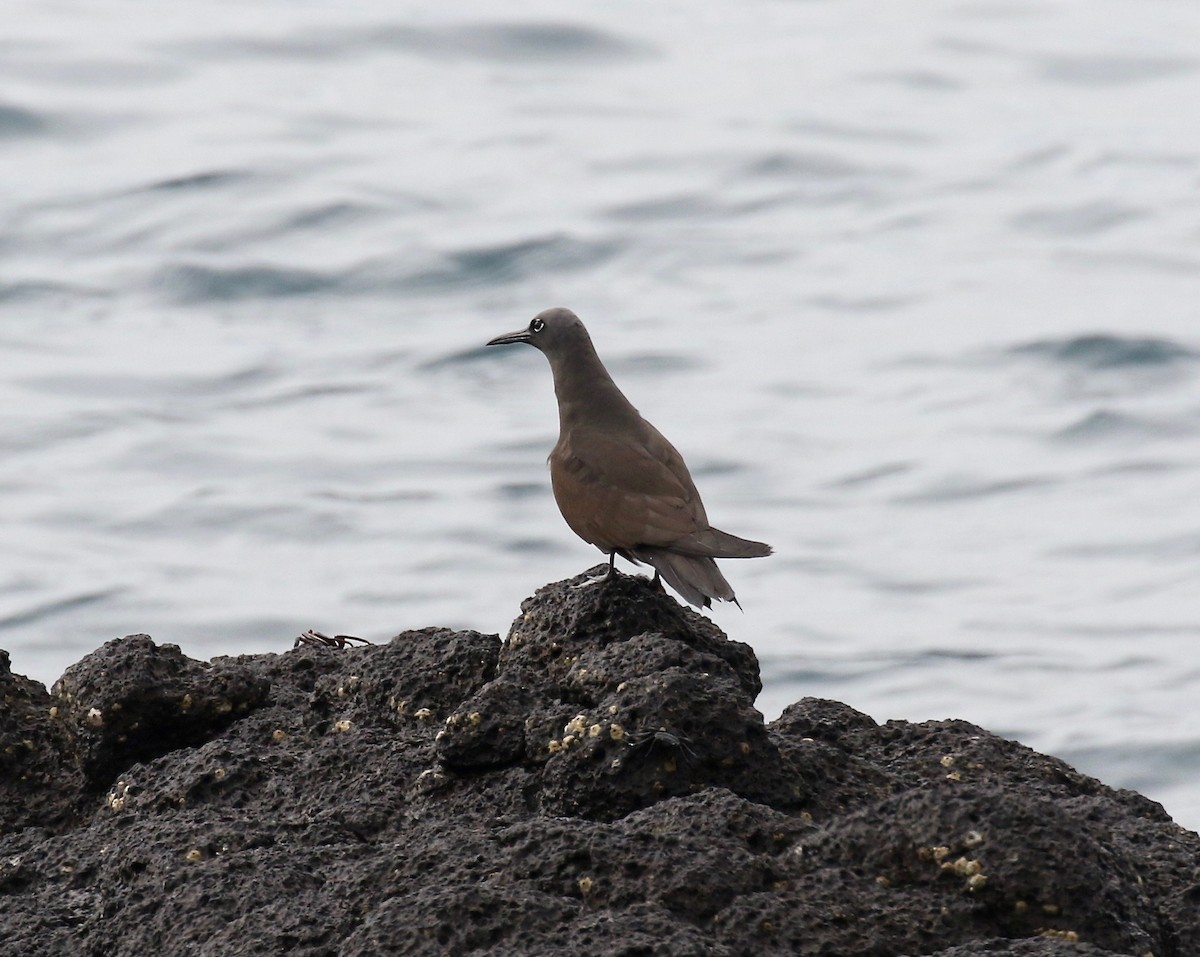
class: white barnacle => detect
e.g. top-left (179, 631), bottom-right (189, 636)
top-left (947, 857), bottom-right (980, 877)
top-left (107, 781), bottom-right (131, 813)
top-left (564, 713), bottom-right (588, 736)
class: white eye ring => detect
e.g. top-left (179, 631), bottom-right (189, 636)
top-left (530, 318), bottom-right (545, 334)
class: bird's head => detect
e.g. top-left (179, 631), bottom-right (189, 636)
top-left (487, 307), bottom-right (591, 356)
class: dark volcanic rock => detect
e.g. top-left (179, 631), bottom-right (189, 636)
top-left (437, 567), bottom-right (794, 822)
top-left (52, 634), bottom-right (271, 791)
top-left (0, 569), bottom-right (1196, 957)
top-left (0, 650), bottom-right (80, 831)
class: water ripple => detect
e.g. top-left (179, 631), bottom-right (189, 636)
top-left (0, 589), bottom-right (122, 631)
top-left (178, 21), bottom-right (653, 64)
top-left (1053, 409), bottom-right (1197, 443)
top-left (894, 474), bottom-right (1057, 505)
top-left (0, 412), bottom-right (121, 455)
top-left (809, 294), bottom-right (922, 313)
top-left (191, 200), bottom-right (388, 252)
top-left (864, 70), bottom-right (964, 91)
top-left (1009, 201), bottom-right (1147, 237)
top-left (114, 502), bottom-right (353, 540)
top-left (20, 364), bottom-right (278, 400)
top-left (604, 193), bottom-right (717, 222)
top-left (1035, 54), bottom-right (1197, 86)
top-left (153, 263), bottom-right (346, 303)
top-left (404, 234), bottom-right (620, 291)
top-left (142, 169), bottom-right (250, 193)
top-left (1010, 334), bottom-right (1198, 370)
top-left (824, 462), bottom-right (915, 490)
top-left (1050, 533), bottom-right (1200, 561)
top-left (0, 279), bottom-right (95, 303)
top-left (427, 22), bottom-right (653, 62)
top-left (788, 118), bottom-right (932, 146)
top-left (0, 102), bottom-right (48, 138)
top-left (740, 151), bottom-right (886, 181)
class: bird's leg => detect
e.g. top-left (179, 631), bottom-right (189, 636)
top-left (572, 551), bottom-right (619, 590)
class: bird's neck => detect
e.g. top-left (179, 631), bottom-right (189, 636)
top-left (548, 345), bottom-right (640, 432)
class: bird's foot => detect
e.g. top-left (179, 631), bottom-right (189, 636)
top-left (571, 569), bottom-right (615, 591)
top-left (293, 629), bottom-right (372, 650)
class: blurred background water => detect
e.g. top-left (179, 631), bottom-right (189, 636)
top-left (2, 0), bottom-right (1198, 827)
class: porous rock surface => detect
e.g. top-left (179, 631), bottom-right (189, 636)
top-left (0, 567), bottom-right (1196, 957)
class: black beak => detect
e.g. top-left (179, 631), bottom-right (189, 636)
top-left (487, 329), bottom-right (532, 347)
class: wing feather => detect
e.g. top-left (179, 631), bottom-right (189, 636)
top-left (549, 423), bottom-right (707, 551)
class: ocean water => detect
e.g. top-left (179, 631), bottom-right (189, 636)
top-left (3, 1), bottom-right (1199, 827)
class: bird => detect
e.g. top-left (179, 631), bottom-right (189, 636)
top-left (487, 307), bottom-right (771, 609)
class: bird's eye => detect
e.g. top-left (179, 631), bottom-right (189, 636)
top-left (530, 318), bottom-right (545, 334)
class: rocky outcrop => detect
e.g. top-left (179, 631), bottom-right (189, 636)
top-left (0, 567), bottom-right (1195, 956)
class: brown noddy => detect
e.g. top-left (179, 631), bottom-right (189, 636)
top-left (487, 307), bottom-right (771, 608)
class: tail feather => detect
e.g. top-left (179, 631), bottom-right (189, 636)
top-left (633, 547), bottom-right (737, 609)
top-left (662, 526), bottom-right (772, 560)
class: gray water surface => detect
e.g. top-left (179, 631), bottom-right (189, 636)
top-left (3, 1), bottom-right (1199, 827)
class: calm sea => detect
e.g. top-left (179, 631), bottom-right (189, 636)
top-left (3, 0), bottom-right (1199, 827)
